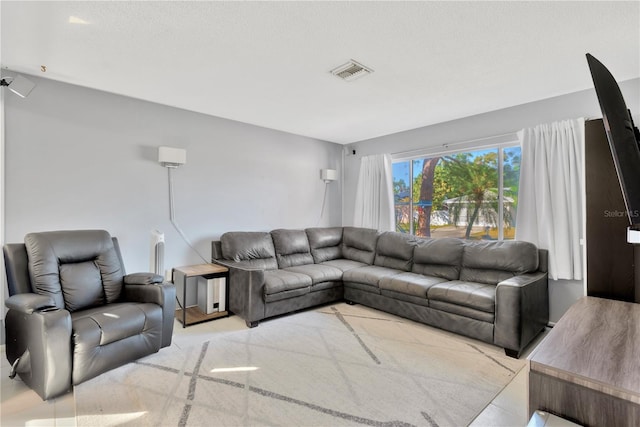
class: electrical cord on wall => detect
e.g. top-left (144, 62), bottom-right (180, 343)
top-left (167, 167), bottom-right (209, 264)
top-left (316, 181), bottom-right (330, 226)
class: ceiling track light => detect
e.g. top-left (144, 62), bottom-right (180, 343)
top-left (1, 74), bottom-right (36, 98)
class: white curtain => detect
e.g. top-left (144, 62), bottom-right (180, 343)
top-left (516, 118), bottom-right (585, 280)
top-left (353, 154), bottom-right (394, 231)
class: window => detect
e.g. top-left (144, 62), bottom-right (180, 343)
top-left (393, 145), bottom-right (521, 240)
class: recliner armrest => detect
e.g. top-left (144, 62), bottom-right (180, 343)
top-left (5, 293), bottom-right (57, 314)
top-left (122, 279), bottom-right (176, 348)
top-left (124, 272), bottom-right (164, 285)
top-left (4, 299), bottom-right (72, 400)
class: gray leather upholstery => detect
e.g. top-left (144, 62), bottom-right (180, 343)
top-left (412, 238), bottom-right (465, 280)
top-left (427, 280), bottom-right (496, 312)
top-left (70, 302), bottom-right (162, 384)
top-left (285, 264), bottom-right (343, 285)
top-left (4, 243), bottom-right (32, 295)
top-left (220, 231), bottom-right (278, 270)
top-left (212, 227), bottom-right (549, 358)
top-left (264, 269), bottom-right (312, 296)
top-left (306, 227), bottom-right (343, 263)
top-left (373, 232), bottom-right (416, 271)
top-left (3, 230), bottom-right (176, 400)
top-left (320, 259), bottom-right (367, 272)
top-left (378, 272), bottom-right (447, 298)
top-left (343, 265), bottom-right (403, 287)
top-left (25, 230), bottom-right (124, 311)
top-left (460, 240), bottom-right (539, 285)
top-left (342, 227), bottom-right (379, 264)
top-left (271, 229), bottom-right (314, 268)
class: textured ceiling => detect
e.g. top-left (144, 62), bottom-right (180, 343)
top-left (1, 1), bottom-right (639, 144)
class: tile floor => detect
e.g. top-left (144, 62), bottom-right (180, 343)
top-left (1, 315), bottom-right (548, 427)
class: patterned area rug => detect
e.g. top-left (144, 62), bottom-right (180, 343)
top-left (74, 303), bottom-right (524, 426)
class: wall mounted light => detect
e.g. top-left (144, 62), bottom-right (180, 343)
top-left (157, 146), bottom-right (208, 267)
top-left (321, 168), bottom-right (338, 183)
top-left (158, 146), bottom-right (187, 168)
top-left (0, 74), bottom-right (36, 98)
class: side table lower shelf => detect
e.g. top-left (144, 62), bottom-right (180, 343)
top-left (175, 307), bottom-right (229, 326)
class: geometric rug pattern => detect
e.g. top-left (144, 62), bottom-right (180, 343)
top-left (75, 303), bottom-right (525, 426)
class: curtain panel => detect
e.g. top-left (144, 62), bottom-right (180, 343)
top-left (353, 154), bottom-right (394, 231)
top-left (516, 118), bottom-right (585, 280)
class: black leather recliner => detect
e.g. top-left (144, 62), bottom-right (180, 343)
top-left (3, 230), bottom-right (176, 400)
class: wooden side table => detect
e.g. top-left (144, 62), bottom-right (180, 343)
top-left (172, 263), bottom-right (229, 327)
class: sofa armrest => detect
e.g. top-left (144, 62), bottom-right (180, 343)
top-left (5, 293), bottom-right (56, 314)
top-left (122, 277), bottom-right (176, 348)
top-left (5, 299), bottom-right (72, 400)
top-left (494, 271), bottom-right (549, 355)
top-left (213, 259), bottom-right (266, 327)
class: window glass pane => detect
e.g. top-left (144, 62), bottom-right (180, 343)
top-left (503, 146), bottom-right (521, 240)
top-left (441, 149), bottom-right (499, 240)
top-left (413, 158), bottom-right (440, 237)
top-left (391, 144), bottom-right (520, 241)
top-left (392, 161), bottom-right (411, 233)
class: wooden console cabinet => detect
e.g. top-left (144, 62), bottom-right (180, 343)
top-left (528, 297), bottom-right (640, 426)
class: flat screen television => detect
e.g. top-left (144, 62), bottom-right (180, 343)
top-left (586, 53), bottom-right (640, 228)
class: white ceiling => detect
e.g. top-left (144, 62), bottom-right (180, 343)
top-left (2, 1), bottom-right (639, 144)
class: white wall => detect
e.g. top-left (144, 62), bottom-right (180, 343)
top-left (3, 75), bottom-right (343, 277)
top-left (5, 73), bottom-right (640, 323)
top-left (343, 78), bottom-right (640, 323)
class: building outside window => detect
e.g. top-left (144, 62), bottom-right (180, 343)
top-left (393, 145), bottom-right (521, 240)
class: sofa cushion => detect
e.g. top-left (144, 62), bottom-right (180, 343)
top-left (373, 232), bottom-right (417, 272)
top-left (25, 230), bottom-right (124, 312)
top-left (221, 231), bottom-right (278, 270)
top-left (427, 280), bottom-right (496, 313)
top-left (429, 300), bottom-right (495, 323)
top-left (285, 264), bottom-right (343, 285)
top-left (378, 272), bottom-right (448, 298)
top-left (460, 240), bottom-right (539, 285)
top-left (321, 259), bottom-right (368, 272)
top-left (380, 289), bottom-right (430, 308)
top-left (71, 302), bottom-right (161, 346)
top-left (412, 238), bottom-right (465, 280)
top-left (263, 270), bottom-right (312, 302)
top-left (343, 265), bottom-right (403, 287)
top-left (342, 227), bottom-right (379, 264)
top-left (271, 229), bottom-right (314, 268)
top-left (306, 227), bottom-right (343, 263)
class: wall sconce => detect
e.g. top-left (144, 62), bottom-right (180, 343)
top-left (1, 74), bottom-right (36, 98)
top-left (321, 169), bottom-right (338, 183)
top-left (158, 146), bottom-right (187, 168)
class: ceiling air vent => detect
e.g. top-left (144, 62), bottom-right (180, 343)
top-left (330, 60), bottom-right (373, 82)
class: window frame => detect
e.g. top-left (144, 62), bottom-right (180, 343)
top-left (392, 138), bottom-right (520, 241)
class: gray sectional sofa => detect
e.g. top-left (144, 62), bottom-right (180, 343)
top-left (211, 226), bottom-right (549, 357)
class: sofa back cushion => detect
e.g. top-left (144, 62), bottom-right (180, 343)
top-left (412, 238), bottom-right (465, 280)
top-left (460, 240), bottom-right (539, 285)
top-left (271, 229), bottom-right (314, 268)
top-left (25, 230), bottom-right (124, 312)
top-left (373, 232), bottom-right (417, 271)
top-left (306, 227), bottom-right (343, 263)
top-left (342, 227), bottom-right (379, 264)
top-left (220, 231), bottom-right (278, 270)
